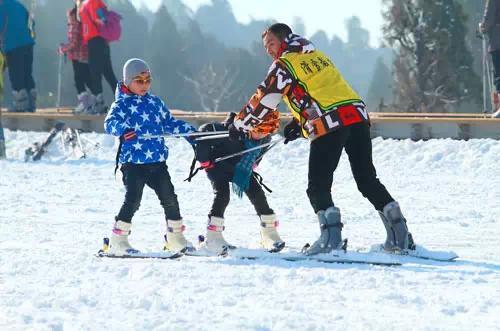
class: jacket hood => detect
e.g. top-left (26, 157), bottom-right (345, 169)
top-left (279, 34), bottom-right (316, 57)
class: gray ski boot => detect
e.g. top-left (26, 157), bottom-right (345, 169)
top-left (28, 89), bottom-right (37, 112)
top-left (74, 91), bottom-right (94, 113)
top-left (304, 206), bottom-right (344, 256)
top-left (378, 201), bottom-right (415, 252)
top-left (9, 89), bottom-right (29, 112)
top-left (91, 93), bottom-right (107, 114)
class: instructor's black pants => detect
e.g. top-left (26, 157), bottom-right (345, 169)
top-left (492, 50), bottom-right (500, 92)
top-left (307, 122), bottom-right (394, 213)
top-left (117, 162), bottom-right (182, 223)
top-left (6, 44), bottom-right (35, 92)
top-left (87, 37), bottom-right (117, 95)
top-left (209, 177), bottom-right (274, 218)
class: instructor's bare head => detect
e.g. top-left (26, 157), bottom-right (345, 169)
top-left (261, 23), bottom-right (292, 59)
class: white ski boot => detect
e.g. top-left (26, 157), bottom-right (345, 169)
top-left (108, 220), bottom-right (139, 256)
top-left (492, 108), bottom-right (500, 119)
top-left (304, 206), bottom-right (344, 256)
top-left (378, 201), bottom-right (415, 252)
top-left (164, 219), bottom-right (193, 252)
top-left (260, 214), bottom-right (285, 252)
top-left (201, 216), bottom-right (236, 254)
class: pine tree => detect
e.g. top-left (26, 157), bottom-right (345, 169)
top-left (383, 0), bottom-right (481, 112)
top-left (366, 57), bottom-right (393, 111)
top-left (458, 0), bottom-right (484, 76)
top-left (145, 5), bottom-right (187, 108)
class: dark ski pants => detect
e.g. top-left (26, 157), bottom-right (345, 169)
top-left (307, 122), bottom-right (394, 213)
top-left (72, 60), bottom-right (92, 94)
top-left (117, 162), bottom-right (182, 223)
top-left (209, 177), bottom-right (274, 218)
top-left (492, 50), bottom-right (500, 92)
top-left (87, 37), bottom-right (117, 95)
top-left (6, 44), bottom-right (35, 92)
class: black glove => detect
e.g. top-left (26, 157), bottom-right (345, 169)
top-left (223, 112), bottom-right (237, 128)
top-left (228, 123), bottom-right (247, 141)
top-left (284, 119), bottom-right (302, 144)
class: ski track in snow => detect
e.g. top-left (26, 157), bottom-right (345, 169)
top-left (0, 130), bottom-right (499, 330)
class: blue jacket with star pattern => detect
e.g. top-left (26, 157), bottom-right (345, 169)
top-left (104, 83), bottom-right (196, 164)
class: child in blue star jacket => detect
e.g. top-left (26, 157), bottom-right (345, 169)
top-left (104, 58), bottom-right (196, 255)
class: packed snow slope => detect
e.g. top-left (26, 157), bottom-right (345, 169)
top-left (1, 129), bottom-right (499, 331)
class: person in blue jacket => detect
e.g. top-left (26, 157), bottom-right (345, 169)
top-left (104, 58), bottom-right (196, 256)
top-left (0, 0), bottom-right (37, 112)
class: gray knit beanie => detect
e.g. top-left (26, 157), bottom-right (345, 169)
top-left (123, 58), bottom-right (151, 86)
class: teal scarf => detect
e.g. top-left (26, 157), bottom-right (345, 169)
top-left (232, 137), bottom-right (271, 198)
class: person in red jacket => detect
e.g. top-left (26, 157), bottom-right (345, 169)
top-left (480, 0), bottom-right (500, 118)
top-left (79, 0), bottom-right (117, 114)
top-left (60, 1), bottom-right (93, 113)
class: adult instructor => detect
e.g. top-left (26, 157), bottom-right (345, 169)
top-left (230, 23), bottom-right (416, 255)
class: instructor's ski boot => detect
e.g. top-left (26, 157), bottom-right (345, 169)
top-left (164, 219), bottom-right (194, 252)
top-left (378, 201), bottom-right (416, 252)
top-left (108, 220), bottom-right (139, 256)
top-left (260, 214), bottom-right (285, 252)
top-left (304, 206), bottom-right (344, 256)
top-left (201, 216), bottom-right (236, 254)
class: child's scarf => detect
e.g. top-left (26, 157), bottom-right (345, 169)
top-left (232, 136), bottom-right (271, 198)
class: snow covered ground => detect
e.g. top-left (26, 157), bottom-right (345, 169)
top-left (0, 129), bottom-right (499, 331)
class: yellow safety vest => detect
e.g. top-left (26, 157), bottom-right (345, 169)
top-left (279, 50), bottom-right (365, 138)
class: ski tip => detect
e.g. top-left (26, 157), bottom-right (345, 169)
top-left (102, 237), bottom-right (110, 253)
top-left (269, 241), bottom-right (286, 253)
top-left (216, 246), bottom-right (229, 257)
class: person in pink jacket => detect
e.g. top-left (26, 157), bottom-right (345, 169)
top-left (60, 1), bottom-right (93, 113)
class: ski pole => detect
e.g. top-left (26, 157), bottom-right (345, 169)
top-left (0, 101), bottom-right (5, 159)
top-left (165, 131), bottom-right (229, 138)
top-left (213, 138), bottom-right (283, 164)
top-left (78, 134), bottom-right (99, 146)
top-left (75, 129), bottom-right (87, 158)
top-left (56, 52), bottom-right (63, 109)
top-left (184, 137), bottom-right (284, 182)
top-left (146, 131), bottom-right (230, 140)
top-left (195, 133), bottom-right (229, 141)
top-left (60, 129), bottom-right (67, 155)
top-left (481, 32), bottom-right (487, 114)
top-left (255, 137), bottom-right (284, 164)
